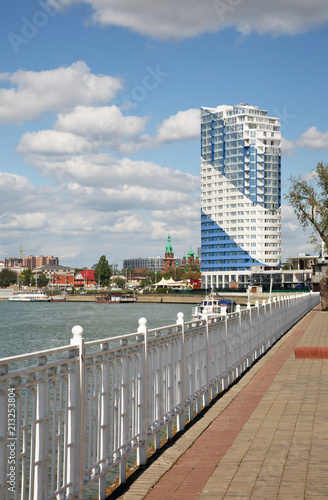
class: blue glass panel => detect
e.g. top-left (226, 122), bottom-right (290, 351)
top-left (201, 211), bottom-right (263, 272)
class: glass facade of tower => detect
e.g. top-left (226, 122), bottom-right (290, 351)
top-left (201, 104), bottom-right (281, 289)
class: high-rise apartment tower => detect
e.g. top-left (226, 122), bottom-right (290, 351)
top-left (201, 103), bottom-right (281, 289)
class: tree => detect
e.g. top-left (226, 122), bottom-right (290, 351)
top-left (94, 255), bottom-right (112, 287)
top-left (285, 162), bottom-right (328, 250)
top-left (36, 273), bottom-right (49, 288)
top-left (20, 268), bottom-right (33, 286)
top-left (111, 276), bottom-right (126, 289)
top-left (0, 268), bottom-right (17, 288)
top-left (286, 161), bottom-right (328, 309)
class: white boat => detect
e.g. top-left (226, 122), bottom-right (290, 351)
top-left (95, 293), bottom-right (136, 304)
top-left (192, 293), bottom-right (236, 319)
top-left (8, 291), bottom-right (51, 302)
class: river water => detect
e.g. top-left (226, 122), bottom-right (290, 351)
top-left (0, 301), bottom-right (193, 359)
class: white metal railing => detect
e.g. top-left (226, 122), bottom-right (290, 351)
top-left (0, 292), bottom-right (320, 499)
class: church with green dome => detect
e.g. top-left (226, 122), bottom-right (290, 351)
top-left (162, 235), bottom-right (199, 273)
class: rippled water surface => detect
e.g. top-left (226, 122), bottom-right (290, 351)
top-left (0, 301), bottom-right (193, 359)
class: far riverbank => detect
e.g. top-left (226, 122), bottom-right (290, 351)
top-left (65, 292), bottom-right (292, 306)
top-left (0, 290), bottom-right (311, 306)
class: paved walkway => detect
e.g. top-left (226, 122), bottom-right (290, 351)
top-left (117, 306), bottom-right (328, 500)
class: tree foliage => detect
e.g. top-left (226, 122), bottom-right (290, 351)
top-left (94, 255), bottom-right (112, 286)
top-left (20, 269), bottom-right (33, 286)
top-left (111, 277), bottom-right (126, 289)
top-left (36, 273), bottom-right (49, 288)
top-left (0, 268), bottom-right (17, 288)
top-left (285, 161), bottom-right (328, 249)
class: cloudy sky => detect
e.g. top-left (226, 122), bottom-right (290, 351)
top-left (1, 0), bottom-right (328, 268)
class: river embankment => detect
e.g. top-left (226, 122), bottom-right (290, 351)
top-left (0, 289), bottom-right (307, 305)
top-left (65, 292), bottom-right (288, 306)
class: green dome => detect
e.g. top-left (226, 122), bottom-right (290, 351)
top-left (187, 249), bottom-right (194, 257)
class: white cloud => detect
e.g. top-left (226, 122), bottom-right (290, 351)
top-left (17, 152), bottom-right (199, 192)
top-left (302, 170), bottom-right (317, 182)
top-left (0, 170), bottom-right (200, 265)
top-left (17, 130), bottom-right (91, 155)
top-left (0, 61), bottom-right (122, 124)
top-left (296, 126), bottom-right (328, 150)
top-left (63, 0), bottom-right (328, 39)
top-left (2, 148), bottom-right (200, 265)
top-left (17, 105), bottom-right (200, 157)
top-left (281, 137), bottom-right (295, 157)
top-left (54, 105), bottom-right (147, 140)
top-left (156, 109), bottom-right (200, 143)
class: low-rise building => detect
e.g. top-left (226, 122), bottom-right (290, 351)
top-left (74, 270), bottom-right (96, 288)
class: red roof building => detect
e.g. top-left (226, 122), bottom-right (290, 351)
top-left (74, 270), bottom-right (96, 288)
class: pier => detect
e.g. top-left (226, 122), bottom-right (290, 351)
top-left (0, 292), bottom-right (321, 499)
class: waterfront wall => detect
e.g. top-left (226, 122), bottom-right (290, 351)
top-left (0, 292), bottom-right (320, 499)
top-left (64, 292), bottom-right (293, 305)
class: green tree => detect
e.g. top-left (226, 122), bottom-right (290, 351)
top-left (285, 161), bottom-right (328, 249)
top-left (94, 255), bottom-right (112, 287)
top-left (36, 273), bottom-right (49, 288)
top-left (286, 161), bottom-right (328, 309)
top-left (111, 276), bottom-right (126, 289)
top-left (0, 268), bottom-right (17, 288)
top-left (20, 268), bottom-right (33, 286)
top-left (139, 278), bottom-right (152, 289)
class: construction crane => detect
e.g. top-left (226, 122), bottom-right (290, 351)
top-left (19, 245), bottom-right (34, 260)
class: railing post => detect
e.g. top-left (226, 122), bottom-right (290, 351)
top-left (254, 300), bottom-right (260, 361)
top-left (68, 325), bottom-right (85, 500)
top-left (246, 302), bottom-right (251, 367)
top-left (236, 304), bottom-right (242, 377)
top-left (33, 356), bottom-right (47, 500)
top-left (222, 307), bottom-right (228, 390)
top-left (204, 315), bottom-right (210, 407)
top-left (261, 300), bottom-right (266, 355)
top-left (176, 313), bottom-right (185, 432)
top-left (137, 318), bottom-right (148, 466)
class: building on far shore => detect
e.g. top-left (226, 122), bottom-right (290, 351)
top-left (123, 257), bottom-right (165, 273)
top-left (5, 254), bottom-right (59, 270)
top-left (123, 255), bottom-right (185, 273)
top-left (32, 264), bottom-right (74, 283)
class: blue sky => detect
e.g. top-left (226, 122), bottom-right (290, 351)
top-left (1, 0), bottom-right (328, 268)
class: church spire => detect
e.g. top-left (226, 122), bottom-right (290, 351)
top-left (165, 234), bottom-right (173, 254)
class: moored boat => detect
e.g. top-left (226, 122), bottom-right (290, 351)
top-left (50, 294), bottom-right (67, 302)
top-left (191, 293), bottom-right (236, 319)
top-left (95, 293), bottom-right (136, 304)
top-left (8, 291), bottom-right (51, 302)
top-left (95, 295), bottom-right (121, 303)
